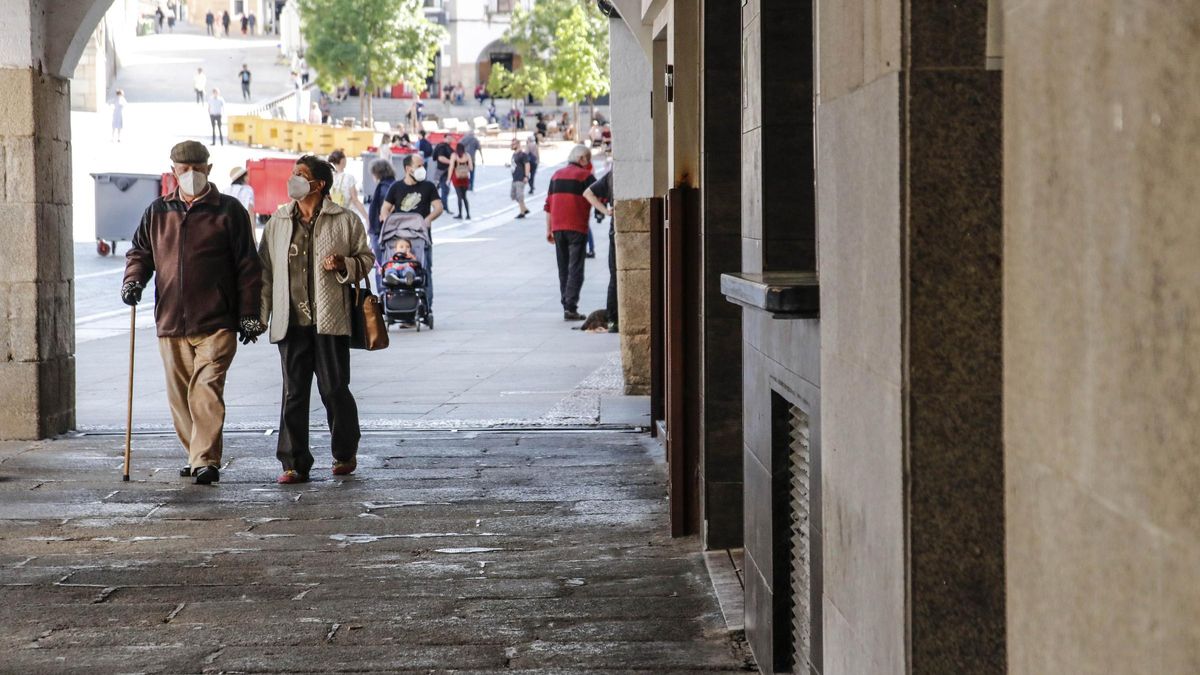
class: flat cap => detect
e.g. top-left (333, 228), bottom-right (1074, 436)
top-left (170, 140), bottom-right (210, 164)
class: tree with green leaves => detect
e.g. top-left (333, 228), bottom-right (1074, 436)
top-left (296, 0), bottom-right (446, 125)
top-left (487, 0), bottom-right (609, 140)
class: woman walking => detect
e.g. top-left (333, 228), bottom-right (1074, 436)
top-left (111, 89), bottom-right (127, 142)
top-left (257, 156), bottom-right (374, 484)
top-left (449, 144), bottom-right (472, 220)
top-left (328, 149), bottom-right (368, 223)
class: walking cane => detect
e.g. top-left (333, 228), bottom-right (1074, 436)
top-left (122, 306), bottom-right (136, 482)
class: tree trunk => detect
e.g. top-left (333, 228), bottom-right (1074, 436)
top-left (573, 101), bottom-right (580, 144)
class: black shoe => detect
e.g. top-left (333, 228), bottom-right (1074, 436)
top-left (515, 212), bottom-right (526, 219)
top-left (179, 465), bottom-right (194, 477)
top-left (453, 214), bottom-right (462, 219)
top-left (564, 311), bottom-right (586, 321)
top-left (585, 251), bottom-right (596, 259)
top-left (194, 466), bottom-right (220, 485)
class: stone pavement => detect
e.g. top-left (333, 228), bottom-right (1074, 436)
top-left (0, 431), bottom-right (752, 673)
top-left (74, 162), bottom-right (634, 432)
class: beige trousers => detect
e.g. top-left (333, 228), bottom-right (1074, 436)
top-left (157, 329), bottom-right (237, 469)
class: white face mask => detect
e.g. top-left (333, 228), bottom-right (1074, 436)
top-left (178, 170), bottom-right (208, 197)
top-left (411, 167), bottom-right (427, 182)
top-left (287, 175), bottom-right (315, 200)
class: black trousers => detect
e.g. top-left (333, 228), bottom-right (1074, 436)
top-left (454, 185), bottom-right (470, 217)
top-left (210, 115), bottom-right (223, 144)
top-left (606, 224), bottom-right (618, 322)
top-left (241, 82), bottom-right (251, 100)
top-left (554, 230), bottom-right (587, 313)
top-left (276, 325), bottom-right (360, 474)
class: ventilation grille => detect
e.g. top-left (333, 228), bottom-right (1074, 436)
top-left (788, 405), bottom-right (812, 672)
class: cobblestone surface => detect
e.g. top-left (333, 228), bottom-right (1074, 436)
top-left (0, 432), bottom-right (752, 673)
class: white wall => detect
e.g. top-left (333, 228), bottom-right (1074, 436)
top-left (608, 16), bottom-right (652, 200)
top-left (0, 0), bottom-right (43, 69)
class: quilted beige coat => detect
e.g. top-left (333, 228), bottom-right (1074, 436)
top-left (258, 199), bottom-right (374, 343)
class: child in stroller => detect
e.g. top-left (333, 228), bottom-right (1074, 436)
top-left (379, 213), bottom-right (434, 330)
top-left (382, 238), bottom-right (422, 288)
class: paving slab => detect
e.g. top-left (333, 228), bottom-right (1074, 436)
top-left (0, 431), bottom-right (752, 673)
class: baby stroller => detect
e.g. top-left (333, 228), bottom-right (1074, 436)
top-left (378, 212), bottom-right (434, 331)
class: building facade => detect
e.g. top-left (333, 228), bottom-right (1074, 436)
top-left (606, 0), bottom-right (1199, 673)
top-left (430, 0), bottom-right (529, 94)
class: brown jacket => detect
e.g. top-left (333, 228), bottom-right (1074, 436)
top-left (124, 186), bottom-right (262, 338)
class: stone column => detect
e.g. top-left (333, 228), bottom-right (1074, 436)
top-left (0, 68), bottom-right (75, 439)
top-left (609, 16), bottom-right (654, 395)
top-left (815, 0), bottom-right (1004, 670)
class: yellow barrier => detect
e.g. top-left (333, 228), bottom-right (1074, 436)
top-left (228, 115), bottom-right (251, 144)
top-left (232, 118), bottom-right (378, 155)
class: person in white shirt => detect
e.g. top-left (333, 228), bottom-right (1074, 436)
top-left (111, 89), bottom-right (127, 143)
top-left (193, 68), bottom-right (206, 104)
top-left (208, 88), bottom-right (225, 145)
top-left (327, 149), bottom-right (367, 222)
top-left (227, 166), bottom-right (255, 217)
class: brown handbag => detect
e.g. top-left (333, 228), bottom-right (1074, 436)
top-left (348, 279), bottom-right (389, 351)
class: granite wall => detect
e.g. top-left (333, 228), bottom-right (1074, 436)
top-left (697, 0), bottom-right (744, 549)
top-left (739, 0), bottom-right (823, 670)
top-left (815, 0), bottom-right (1004, 671)
top-left (1005, 2), bottom-right (1200, 671)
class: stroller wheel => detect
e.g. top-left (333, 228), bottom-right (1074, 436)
top-left (427, 313), bottom-right (434, 330)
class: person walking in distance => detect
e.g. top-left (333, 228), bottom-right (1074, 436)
top-left (258, 156), bottom-right (374, 484)
top-left (449, 144), bottom-right (473, 219)
top-left (221, 10), bottom-right (232, 36)
top-left (430, 137), bottom-right (453, 207)
top-left (327, 149), bottom-right (368, 224)
top-left (458, 128), bottom-right (481, 191)
top-left (525, 134), bottom-right (540, 194)
top-left (238, 63), bottom-right (252, 101)
top-left (544, 145), bottom-right (597, 322)
top-left (121, 141), bottom-right (265, 485)
top-left (507, 138), bottom-right (531, 218)
top-left (193, 67), bottom-right (206, 104)
top-left (111, 89), bottom-right (127, 143)
top-left (227, 166), bottom-right (256, 219)
top-left (208, 88), bottom-right (226, 145)
top-left (204, 9), bottom-right (215, 35)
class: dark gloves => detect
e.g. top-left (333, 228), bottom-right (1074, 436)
top-left (238, 316), bottom-right (266, 345)
top-left (120, 281), bottom-right (143, 306)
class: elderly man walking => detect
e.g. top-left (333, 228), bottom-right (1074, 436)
top-left (122, 141), bottom-right (266, 485)
top-left (544, 144), bottom-right (597, 322)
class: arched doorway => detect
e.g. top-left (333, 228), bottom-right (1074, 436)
top-left (475, 39), bottom-right (522, 94)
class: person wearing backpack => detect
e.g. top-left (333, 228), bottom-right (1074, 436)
top-left (449, 144), bottom-right (473, 220)
top-left (327, 149), bottom-right (367, 224)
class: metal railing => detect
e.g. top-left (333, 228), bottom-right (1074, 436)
top-left (246, 81), bottom-right (318, 119)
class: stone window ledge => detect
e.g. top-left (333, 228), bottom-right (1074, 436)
top-left (720, 272), bottom-right (819, 319)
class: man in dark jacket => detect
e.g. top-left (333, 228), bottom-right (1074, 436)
top-left (121, 141), bottom-right (265, 484)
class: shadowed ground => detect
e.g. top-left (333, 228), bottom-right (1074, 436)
top-left (0, 431), bottom-right (752, 673)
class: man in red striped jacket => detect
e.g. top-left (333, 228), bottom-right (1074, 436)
top-left (544, 145), bottom-right (597, 321)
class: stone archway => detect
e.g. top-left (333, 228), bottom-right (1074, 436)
top-left (0, 0), bottom-right (116, 439)
top-left (473, 39), bottom-right (520, 95)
